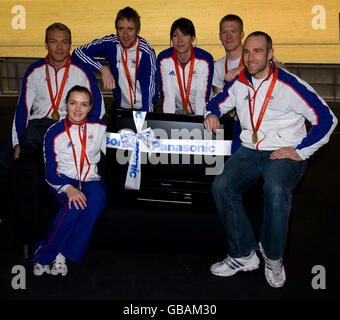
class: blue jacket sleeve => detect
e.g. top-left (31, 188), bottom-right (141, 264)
top-left (139, 45), bottom-right (157, 112)
top-left (12, 59), bottom-right (45, 147)
top-left (72, 35), bottom-right (115, 73)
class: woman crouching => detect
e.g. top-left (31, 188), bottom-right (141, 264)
top-left (32, 85), bottom-right (107, 276)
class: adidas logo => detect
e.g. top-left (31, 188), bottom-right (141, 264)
top-left (169, 70), bottom-right (176, 76)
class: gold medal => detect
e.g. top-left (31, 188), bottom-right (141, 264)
top-left (181, 107), bottom-right (189, 115)
top-left (78, 180), bottom-right (82, 191)
top-left (52, 111), bottom-right (60, 121)
top-left (252, 131), bottom-right (258, 144)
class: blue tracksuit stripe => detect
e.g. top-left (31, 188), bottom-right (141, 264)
top-left (139, 46), bottom-right (157, 111)
top-left (73, 35), bottom-right (156, 110)
top-left (277, 69), bottom-right (336, 151)
top-left (194, 47), bottom-right (214, 104)
top-left (14, 59), bottom-right (46, 145)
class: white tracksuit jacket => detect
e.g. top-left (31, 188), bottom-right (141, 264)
top-left (156, 46), bottom-right (214, 115)
top-left (43, 116), bottom-right (107, 194)
top-left (73, 35), bottom-right (157, 111)
top-left (12, 55), bottom-right (105, 148)
top-left (205, 63), bottom-right (338, 160)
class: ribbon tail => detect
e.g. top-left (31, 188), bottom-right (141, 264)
top-left (124, 139), bottom-right (142, 190)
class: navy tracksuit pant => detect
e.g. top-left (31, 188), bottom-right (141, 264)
top-left (32, 180), bottom-right (107, 265)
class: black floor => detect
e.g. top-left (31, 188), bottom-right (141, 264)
top-left (1, 176), bottom-right (339, 302)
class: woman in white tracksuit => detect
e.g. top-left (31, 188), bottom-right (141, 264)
top-left (156, 18), bottom-right (214, 115)
top-left (32, 85), bottom-right (107, 276)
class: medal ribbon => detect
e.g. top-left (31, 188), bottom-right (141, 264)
top-left (225, 55), bottom-right (243, 74)
top-left (64, 116), bottom-right (87, 191)
top-left (172, 46), bottom-right (195, 113)
top-left (121, 39), bottom-right (140, 109)
top-left (45, 56), bottom-right (71, 117)
top-left (248, 66), bottom-right (278, 138)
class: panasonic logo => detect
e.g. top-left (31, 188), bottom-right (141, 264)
top-left (151, 141), bottom-right (216, 154)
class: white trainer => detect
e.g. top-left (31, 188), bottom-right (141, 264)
top-left (210, 251), bottom-right (260, 277)
top-left (259, 243), bottom-right (286, 288)
top-left (51, 253), bottom-right (68, 276)
top-left (33, 263), bottom-right (50, 276)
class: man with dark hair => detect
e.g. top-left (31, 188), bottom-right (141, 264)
top-left (115, 6), bottom-right (141, 34)
top-left (204, 31), bottom-right (337, 288)
top-left (73, 7), bottom-right (157, 112)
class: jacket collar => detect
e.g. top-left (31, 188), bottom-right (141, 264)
top-left (238, 60), bottom-right (276, 87)
top-left (65, 115), bottom-right (87, 126)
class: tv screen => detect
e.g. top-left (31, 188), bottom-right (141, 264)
top-left (105, 109), bottom-right (234, 204)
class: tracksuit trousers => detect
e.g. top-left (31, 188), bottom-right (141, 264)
top-left (32, 180), bottom-right (107, 265)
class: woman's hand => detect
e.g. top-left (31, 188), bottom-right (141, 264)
top-left (65, 185), bottom-right (87, 210)
top-left (13, 145), bottom-right (20, 160)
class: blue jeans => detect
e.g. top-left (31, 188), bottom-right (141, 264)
top-left (212, 145), bottom-right (307, 259)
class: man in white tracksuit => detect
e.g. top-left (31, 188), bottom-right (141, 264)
top-left (212, 14), bottom-right (244, 95)
top-left (204, 31), bottom-right (337, 288)
top-left (72, 7), bottom-right (157, 111)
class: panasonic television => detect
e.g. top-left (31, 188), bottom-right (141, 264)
top-left (105, 108), bottom-right (235, 205)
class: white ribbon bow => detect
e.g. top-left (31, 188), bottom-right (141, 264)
top-left (120, 111), bottom-right (154, 190)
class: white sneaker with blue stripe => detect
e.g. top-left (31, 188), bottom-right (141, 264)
top-left (210, 251), bottom-right (260, 277)
top-left (259, 243), bottom-right (286, 288)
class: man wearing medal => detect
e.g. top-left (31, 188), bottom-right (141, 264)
top-left (204, 31), bottom-right (337, 288)
top-left (9, 22), bottom-right (105, 160)
top-left (211, 14), bottom-right (244, 154)
top-left (156, 18), bottom-right (214, 115)
top-left (211, 15), bottom-right (286, 154)
top-left (212, 14), bottom-right (244, 96)
top-left (73, 7), bottom-right (157, 112)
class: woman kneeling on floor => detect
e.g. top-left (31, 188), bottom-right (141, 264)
top-left (32, 85), bottom-right (107, 276)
